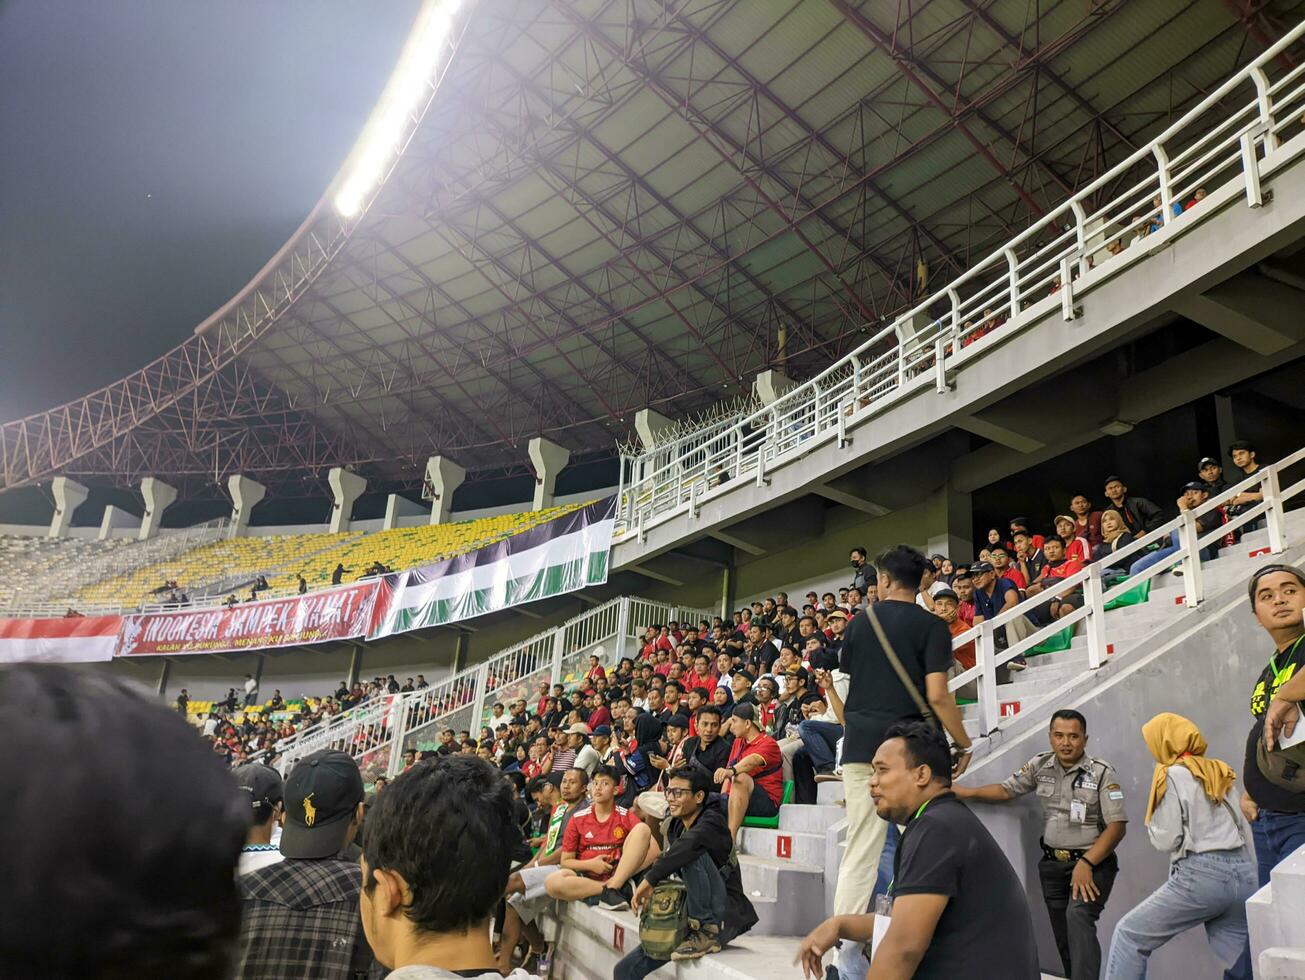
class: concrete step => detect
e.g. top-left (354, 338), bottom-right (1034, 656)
top-left (1259, 947), bottom-right (1305, 979)
top-left (777, 803), bottom-right (844, 833)
top-left (739, 825), bottom-right (825, 865)
top-left (817, 780), bottom-right (846, 805)
top-left (738, 853), bottom-right (828, 935)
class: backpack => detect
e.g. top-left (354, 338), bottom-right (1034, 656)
top-left (638, 879), bottom-right (688, 959)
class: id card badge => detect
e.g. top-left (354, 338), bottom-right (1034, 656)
top-left (1070, 799), bottom-right (1087, 824)
top-left (871, 894), bottom-right (892, 961)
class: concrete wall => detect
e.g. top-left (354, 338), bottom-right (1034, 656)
top-left (958, 564), bottom-right (1276, 977)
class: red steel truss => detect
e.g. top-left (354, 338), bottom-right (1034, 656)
top-left (3, 0), bottom-right (1300, 497)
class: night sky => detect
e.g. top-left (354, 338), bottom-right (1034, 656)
top-left (0, 0), bottom-right (422, 522)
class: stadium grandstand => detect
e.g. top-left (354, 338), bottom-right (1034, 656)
top-left (6, 1), bottom-right (1305, 978)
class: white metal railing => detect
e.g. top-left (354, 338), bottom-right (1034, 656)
top-left (952, 446), bottom-right (1305, 738)
top-left (273, 595), bottom-right (712, 777)
top-left (615, 21), bottom-right (1305, 539)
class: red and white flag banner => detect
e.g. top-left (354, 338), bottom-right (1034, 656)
top-left (0, 614), bottom-right (121, 664)
top-left (117, 581), bottom-right (384, 657)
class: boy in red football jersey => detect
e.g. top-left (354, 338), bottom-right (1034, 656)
top-left (545, 767), bottom-right (658, 910)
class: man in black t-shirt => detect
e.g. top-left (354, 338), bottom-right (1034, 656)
top-left (1243, 564), bottom-right (1305, 886)
top-left (834, 545), bottom-right (973, 935)
top-left (795, 722), bottom-right (1038, 979)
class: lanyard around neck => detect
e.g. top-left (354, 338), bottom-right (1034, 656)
top-left (1269, 634), bottom-right (1305, 683)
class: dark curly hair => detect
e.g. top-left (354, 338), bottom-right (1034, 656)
top-left (0, 664), bottom-right (247, 979)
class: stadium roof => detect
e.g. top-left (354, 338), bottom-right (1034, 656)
top-left (3, 0), bottom-right (1303, 498)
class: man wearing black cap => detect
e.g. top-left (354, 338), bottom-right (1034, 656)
top-left (235, 749), bottom-right (373, 980)
top-left (715, 703), bottom-right (783, 841)
top-left (1129, 481), bottom-right (1225, 576)
top-left (234, 763), bottom-right (285, 876)
top-left (1199, 456), bottom-right (1229, 496)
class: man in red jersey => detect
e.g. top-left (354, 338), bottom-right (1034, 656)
top-left (714, 703), bottom-right (784, 841)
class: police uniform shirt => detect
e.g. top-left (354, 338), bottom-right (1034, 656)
top-left (1000, 751), bottom-right (1128, 849)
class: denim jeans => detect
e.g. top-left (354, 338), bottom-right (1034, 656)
top-left (1129, 529), bottom-right (1218, 576)
top-left (798, 719), bottom-right (843, 771)
top-left (1252, 808), bottom-right (1305, 886)
top-left (1105, 849), bottom-right (1256, 980)
top-left (836, 823), bottom-right (899, 980)
top-left (612, 854), bottom-right (728, 980)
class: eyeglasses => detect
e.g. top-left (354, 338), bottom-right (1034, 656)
top-left (663, 788), bottom-right (694, 799)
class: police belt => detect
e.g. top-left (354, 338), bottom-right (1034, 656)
top-left (1039, 838), bottom-right (1087, 863)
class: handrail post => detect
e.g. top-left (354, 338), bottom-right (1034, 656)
top-left (1059, 255), bottom-right (1076, 322)
top-left (386, 694), bottom-right (407, 777)
top-left (977, 621), bottom-right (999, 734)
top-left (467, 663), bottom-right (490, 736)
top-left (1153, 144), bottom-right (1174, 226)
top-left (1249, 66), bottom-right (1279, 153)
top-left (1241, 131), bottom-right (1265, 209)
top-left (1070, 199), bottom-right (1088, 279)
top-left (1003, 248), bottom-right (1020, 321)
top-left (933, 336), bottom-right (949, 394)
top-left (614, 596), bottom-right (632, 664)
top-left (1179, 512), bottom-right (1202, 608)
top-left (1083, 564), bottom-right (1108, 670)
top-left (549, 627), bottom-right (566, 686)
top-left (1265, 466), bottom-right (1287, 554)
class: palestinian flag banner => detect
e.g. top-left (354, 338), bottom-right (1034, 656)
top-left (367, 496), bottom-right (615, 639)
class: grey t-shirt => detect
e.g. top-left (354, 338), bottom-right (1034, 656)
top-left (387, 968), bottom-right (538, 979)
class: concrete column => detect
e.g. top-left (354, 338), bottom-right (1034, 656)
top-left (327, 467), bottom-right (366, 533)
top-left (754, 369), bottom-right (795, 406)
top-left (383, 494), bottom-right (427, 530)
top-left (452, 631), bottom-right (470, 674)
top-left (48, 477), bottom-right (89, 538)
top-left (227, 475), bottom-right (267, 537)
top-left (425, 456), bottom-right (466, 525)
top-left (138, 477), bottom-right (178, 540)
top-left (528, 437), bottom-right (571, 511)
top-left (347, 645), bottom-right (363, 688)
top-left (634, 408), bottom-right (674, 450)
top-left (925, 482), bottom-right (974, 563)
top-left (1214, 393), bottom-right (1238, 456)
top-left (721, 562), bottom-right (736, 621)
top-left (156, 659), bottom-right (171, 697)
top-left (98, 505), bottom-right (142, 541)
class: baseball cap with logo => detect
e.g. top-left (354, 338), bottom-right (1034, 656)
top-left (280, 749), bottom-right (364, 859)
top-left (233, 762), bottom-right (283, 815)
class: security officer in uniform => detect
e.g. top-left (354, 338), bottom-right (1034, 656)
top-left (954, 708), bottom-right (1127, 980)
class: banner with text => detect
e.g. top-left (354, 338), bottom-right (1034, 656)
top-left (117, 580), bottom-right (383, 657)
top-left (368, 496), bottom-right (615, 639)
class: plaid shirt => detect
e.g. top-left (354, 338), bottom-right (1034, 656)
top-left (236, 858), bottom-right (378, 980)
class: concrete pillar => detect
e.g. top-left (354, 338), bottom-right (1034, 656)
top-left (1214, 393), bottom-right (1238, 456)
top-left (754, 369), bottom-right (795, 406)
top-left (227, 475), bottom-right (267, 537)
top-left (328, 466), bottom-right (367, 533)
top-left (721, 562), bottom-right (736, 621)
top-left (528, 437), bottom-right (571, 511)
top-left (452, 631), bottom-right (470, 674)
top-left (98, 505), bottom-right (142, 541)
top-left (138, 477), bottom-right (178, 540)
top-left (925, 482), bottom-right (974, 563)
top-left (425, 456), bottom-right (466, 525)
top-left (48, 477), bottom-right (89, 538)
top-left (156, 659), bottom-right (171, 697)
top-left (347, 645), bottom-right (363, 688)
top-left (383, 493), bottom-right (427, 530)
top-left (634, 408), bottom-right (674, 451)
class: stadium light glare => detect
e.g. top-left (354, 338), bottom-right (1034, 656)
top-left (334, 0), bottom-right (465, 217)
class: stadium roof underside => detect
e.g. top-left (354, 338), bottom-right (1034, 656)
top-left (4, 0), bottom-right (1304, 499)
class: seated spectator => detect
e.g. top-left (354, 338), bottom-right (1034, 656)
top-left (753, 676), bottom-right (780, 732)
top-left (1093, 509), bottom-right (1135, 578)
top-left (714, 703), bottom-right (783, 840)
top-left (619, 770), bottom-right (759, 977)
top-left (1011, 530), bottom-right (1046, 586)
top-left (544, 767), bottom-right (657, 910)
top-left (233, 763), bottom-right (285, 875)
top-left (1184, 187), bottom-right (1207, 210)
top-left (0, 665), bottom-right (248, 980)
top-left (795, 722), bottom-right (1039, 979)
top-left (616, 713), bottom-right (664, 805)
top-left (990, 546), bottom-right (1026, 592)
top-left (1008, 516), bottom-right (1044, 551)
top-left (1054, 514), bottom-right (1091, 564)
top-left (1227, 441), bottom-right (1265, 530)
top-left (236, 749), bottom-right (373, 978)
top-left (950, 573), bottom-right (976, 624)
top-left (933, 589), bottom-right (977, 698)
top-left (1199, 455), bottom-right (1229, 496)
top-left (1025, 537), bottom-right (1086, 622)
top-left (500, 769), bottom-right (588, 972)
top-left (361, 755), bottom-right (534, 980)
top-left (1070, 494), bottom-right (1104, 549)
top-left (970, 560), bottom-right (1033, 672)
top-left (1103, 474), bottom-right (1164, 536)
top-left (1129, 481), bottom-right (1220, 576)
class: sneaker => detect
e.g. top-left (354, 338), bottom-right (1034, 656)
top-left (815, 769), bottom-right (843, 783)
top-left (671, 923), bottom-right (722, 961)
top-left (597, 882), bottom-right (631, 911)
top-left (1006, 656), bottom-right (1028, 672)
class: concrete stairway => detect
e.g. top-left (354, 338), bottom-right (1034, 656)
top-left (1250, 846), bottom-right (1305, 978)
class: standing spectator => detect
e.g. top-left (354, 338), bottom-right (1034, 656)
top-left (330, 562), bottom-right (350, 586)
top-left (795, 722), bottom-right (1039, 979)
top-left (1103, 475), bottom-right (1164, 536)
top-left (235, 748), bottom-right (372, 979)
top-left (833, 544), bottom-right (972, 976)
top-left (243, 673), bottom-right (259, 707)
top-left (0, 665), bottom-right (247, 980)
top-left (1105, 712), bottom-right (1255, 979)
top-left (849, 546), bottom-right (872, 594)
top-left (1227, 441), bottom-right (1265, 531)
top-left (297, 573), bottom-right (308, 595)
top-left (954, 710), bottom-right (1127, 980)
top-left (176, 687), bottom-right (190, 714)
top-left (1242, 564), bottom-right (1305, 884)
top-left (1070, 493), bottom-right (1104, 550)
top-left (620, 770), bottom-right (759, 975)
top-left (234, 763), bottom-right (285, 876)
top-left (1199, 456), bottom-right (1229, 497)
top-left (361, 755), bottom-right (535, 979)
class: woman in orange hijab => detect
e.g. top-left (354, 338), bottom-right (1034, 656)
top-left (1105, 712), bottom-right (1256, 978)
